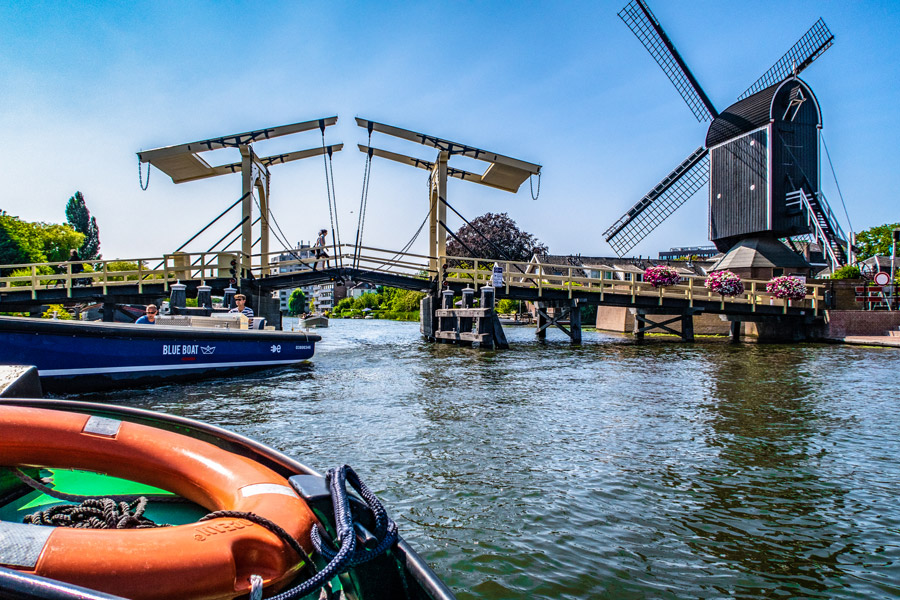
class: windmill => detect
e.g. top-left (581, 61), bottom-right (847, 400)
top-left (604, 0), bottom-right (850, 271)
top-left (355, 118), bottom-right (541, 271)
top-left (138, 118), bottom-right (342, 275)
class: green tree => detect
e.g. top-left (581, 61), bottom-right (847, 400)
top-left (288, 289), bottom-right (307, 315)
top-left (446, 212), bottom-right (547, 262)
top-left (390, 289), bottom-right (425, 312)
top-left (65, 191), bottom-right (101, 260)
top-left (855, 223), bottom-right (900, 260)
top-left (0, 213), bottom-right (84, 269)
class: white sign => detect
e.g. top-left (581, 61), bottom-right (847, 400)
top-left (874, 271), bottom-right (890, 286)
top-left (491, 263), bottom-right (504, 287)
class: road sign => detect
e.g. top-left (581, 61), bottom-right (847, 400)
top-left (874, 272), bottom-right (890, 285)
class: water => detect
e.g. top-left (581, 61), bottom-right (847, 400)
top-left (75, 319), bottom-right (900, 599)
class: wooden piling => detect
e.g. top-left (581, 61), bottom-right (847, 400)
top-left (478, 286), bottom-right (495, 349)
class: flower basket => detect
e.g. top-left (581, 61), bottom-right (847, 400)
top-left (766, 276), bottom-right (807, 300)
top-left (643, 265), bottom-right (681, 288)
top-left (704, 270), bottom-right (744, 297)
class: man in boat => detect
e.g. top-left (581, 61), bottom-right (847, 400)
top-left (134, 304), bottom-right (158, 324)
top-left (229, 294), bottom-right (254, 327)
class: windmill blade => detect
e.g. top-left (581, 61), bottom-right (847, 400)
top-left (738, 19), bottom-right (833, 100)
top-left (618, 0), bottom-right (717, 122)
top-left (604, 147), bottom-right (709, 256)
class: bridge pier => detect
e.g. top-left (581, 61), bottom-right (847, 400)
top-left (534, 300), bottom-right (582, 344)
top-left (632, 307), bottom-right (702, 342)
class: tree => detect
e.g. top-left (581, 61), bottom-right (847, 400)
top-left (855, 222), bottom-right (900, 260)
top-left (65, 191), bottom-right (101, 260)
top-left (288, 289), bottom-right (307, 315)
top-left (0, 213), bottom-right (84, 269)
top-left (446, 212), bottom-right (547, 262)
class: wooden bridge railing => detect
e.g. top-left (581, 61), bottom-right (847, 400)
top-left (439, 255), bottom-right (824, 316)
top-left (1, 248), bottom-right (823, 316)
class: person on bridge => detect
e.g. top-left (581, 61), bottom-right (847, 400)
top-left (135, 304), bottom-right (158, 325)
top-left (229, 294), bottom-right (254, 327)
top-left (313, 229), bottom-right (329, 271)
top-left (68, 249), bottom-right (85, 286)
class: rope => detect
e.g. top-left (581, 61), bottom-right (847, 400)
top-left (821, 133), bottom-right (853, 232)
top-left (138, 158), bottom-right (151, 191)
top-left (268, 465), bottom-right (398, 600)
top-left (24, 497), bottom-right (162, 529)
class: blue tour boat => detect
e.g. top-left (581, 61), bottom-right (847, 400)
top-left (0, 315), bottom-right (321, 392)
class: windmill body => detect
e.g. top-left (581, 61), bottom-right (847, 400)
top-left (706, 78), bottom-right (822, 252)
top-left (605, 0), bottom-right (848, 271)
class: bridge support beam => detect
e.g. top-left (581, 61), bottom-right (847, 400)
top-left (534, 300), bottom-right (581, 344)
top-left (632, 308), bottom-right (702, 342)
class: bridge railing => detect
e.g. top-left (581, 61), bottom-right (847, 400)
top-left (250, 244), bottom-right (435, 280)
top-left (440, 255), bottom-right (824, 315)
top-left (0, 252), bottom-right (241, 298)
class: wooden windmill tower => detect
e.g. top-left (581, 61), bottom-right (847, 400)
top-left (604, 0), bottom-right (850, 272)
top-left (138, 118), bottom-right (342, 275)
top-left (355, 118), bottom-right (541, 271)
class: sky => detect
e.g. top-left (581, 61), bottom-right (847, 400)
top-left (2, 1), bottom-right (898, 263)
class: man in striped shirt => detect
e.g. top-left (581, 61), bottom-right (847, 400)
top-left (229, 294), bottom-right (254, 327)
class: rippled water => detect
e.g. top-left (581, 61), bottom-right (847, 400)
top-left (76, 319), bottom-right (900, 599)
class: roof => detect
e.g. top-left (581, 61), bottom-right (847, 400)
top-left (705, 77), bottom-right (819, 148)
top-left (709, 237), bottom-right (812, 270)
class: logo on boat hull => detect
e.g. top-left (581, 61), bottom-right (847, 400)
top-left (201, 345), bottom-right (215, 355)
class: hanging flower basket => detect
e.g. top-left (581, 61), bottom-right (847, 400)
top-left (766, 276), bottom-right (807, 300)
top-left (704, 270), bottom-right (744, 297)
top-left (643, 265), bottom-right (681, 288)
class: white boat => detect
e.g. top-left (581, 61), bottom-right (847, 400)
top-left (299, 314), bottom-right (329, 328)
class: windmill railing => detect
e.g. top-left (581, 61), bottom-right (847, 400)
top-left (440, 255), bottom-right (824, 316)
top-left (788, 189), bottom-right (847, 270)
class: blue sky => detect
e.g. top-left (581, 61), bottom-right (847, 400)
top-left (2, 1), bottom-right (898, 262)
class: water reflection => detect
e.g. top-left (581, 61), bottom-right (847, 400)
top-left (69, 321), bottom-right (900, 600)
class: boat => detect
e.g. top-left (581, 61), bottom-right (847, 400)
top-left (0, 314), bottom-right (321, 392)
top-left (0, 397), bottom-right (455, 600)
top-left (498, 314), bottom-right (534, 326)
top-left (299, 314), bottom-right (329, 328)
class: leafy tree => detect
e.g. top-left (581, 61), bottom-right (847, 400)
top-left (446, 212), bottom-right (547, 262)
top-left (389, 289), bottom-right (425, 313)
top-left (288, 289), bottom-right (307, 315)
top-left (42, 304), bottom-right (74, 320)
top-left (830, 265), bottom-right (860, 280)
top-left (0, 213), bottom-right (84, 270)
top-left (855, 223), bottom-right (900, 260)
top-left (65, 191), bottom-right (101, 260)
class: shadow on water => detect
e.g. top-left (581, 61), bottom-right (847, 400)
top-left (70, 321), bottom-right (900, 600)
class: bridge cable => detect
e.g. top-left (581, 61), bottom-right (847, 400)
top-left (353, 128), bottom-right (374, 270)
top-left (320, 121), bottom-right (343, 269)
top-left (438, 196), bottom-right (531, 277)
top-left (150, 193), bottom-right (248, 272)
top-left (529, 172), bottom-right (541, 201)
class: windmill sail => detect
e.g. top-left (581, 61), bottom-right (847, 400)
top-left (618, 0), bottom-right (717, 122)
top-left (604, 147), bottom-right (709, 256)
top-left (738, 19), bottom-right (833, 100)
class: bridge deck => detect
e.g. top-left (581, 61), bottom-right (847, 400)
top-left (0, 247), bottom-right (823, 318)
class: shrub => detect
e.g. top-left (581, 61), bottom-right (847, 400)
top-left (766, 276), bottom-right (807, 300)
top-left (705, 270), bottom-right (744, 297)
top-left (643, 265), bottom-right (681, 288)
top-left (42, 304), bottom-right (74, 320)
top-left (830, 265), bottom-right (861, 280)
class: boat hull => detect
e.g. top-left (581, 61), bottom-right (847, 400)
top-left (0, 316), bottom-right (321, 392)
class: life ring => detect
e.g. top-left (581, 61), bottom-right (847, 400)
top-left (0, 405), bottom-right (318, 600)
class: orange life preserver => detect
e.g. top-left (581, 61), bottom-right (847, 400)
top-left (0, 405), bottom-right (318, 600)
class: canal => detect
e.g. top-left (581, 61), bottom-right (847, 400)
top-left (78, 319), bottom-right (900, 599)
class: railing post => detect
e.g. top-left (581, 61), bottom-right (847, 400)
top-left (66, 263), bottom-right (73, 298)
top-left (440, 289), bottom-right (455, 341)
top-left (479, 286), bottom-right (495, 350)
top-left (460, 287), bottom-right (475, 342)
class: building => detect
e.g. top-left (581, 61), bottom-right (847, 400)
top-left (658, 246), bottom-right (719, 261)
top-left (271, 242), bottom-right (314, 314)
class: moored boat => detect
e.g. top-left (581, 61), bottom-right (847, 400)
top-left (0, 315), bottom-right (321, 392)
top-left (0, 397), bottom-right (456, 600)
top-left (298, 314), bottom-right (329, 329)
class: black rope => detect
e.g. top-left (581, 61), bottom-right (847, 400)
top-left (24, 497), bottom-right (162, 529)
top-left (268, 465), bottom-right (398, 600)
